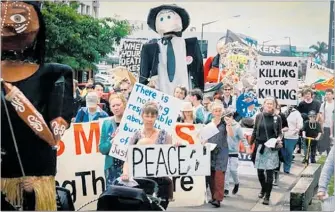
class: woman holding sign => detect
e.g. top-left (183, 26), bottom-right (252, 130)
top-left (121, 101), bottom-right (173, 210)
top-left (99, 94), bottom-right (127, 188)
top-left (203, 102), bottom-right (233, 208)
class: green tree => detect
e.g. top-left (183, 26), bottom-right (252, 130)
top-left (309, 41), bottom-right (328, 66)
top-left (42, 2), bottom-right (131, 71)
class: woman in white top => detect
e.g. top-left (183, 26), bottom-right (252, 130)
top-left (282, 105), bottom-right (303, 174)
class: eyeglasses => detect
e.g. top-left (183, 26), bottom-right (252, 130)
top-left (224, 89), bottom-right (231, 91)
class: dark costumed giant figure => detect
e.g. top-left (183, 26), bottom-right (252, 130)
top-left (139, 4), bottom-right (204, 94)
top-left (1, 1), bottom-right (74, 210)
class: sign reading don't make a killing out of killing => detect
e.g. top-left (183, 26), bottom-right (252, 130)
top-left (257, 56), bottom-right (300, 105)
top-left (109, 83), bottom-right (183, 161)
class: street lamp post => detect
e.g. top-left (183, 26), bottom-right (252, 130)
top-left (200, 20), bottom-right (219, 57)
top-left (200, 15), bottom-right (241, 58)
top-left (284, 36), bottom-right (292, 56)
top-left (262, 39), bottom-right (273, 47)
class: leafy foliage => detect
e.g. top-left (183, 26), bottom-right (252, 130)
top-left (309, 41), bottom-right (328, 66)
top-left (42, 2), bottom-right (131, 71)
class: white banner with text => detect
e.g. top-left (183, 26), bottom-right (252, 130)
top-left (127, 144), bottom-right (211, 178)
top-left (57, 119), bottom-right (206, 209)
top-left (257, 56), bottom-right (300, 105)
top-left (109, 83), bottom-right (182, 161)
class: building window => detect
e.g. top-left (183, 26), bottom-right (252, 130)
top-left (333, 20), bottom-right (335, 29)
top-left (332, 55), bottom-right (335, 63)
top-left (80, 4), bottom-right (85, 14)
top-left (332, 37), bottom-right (335, 46)
top-left (86, 5), bottom-right (90, 15)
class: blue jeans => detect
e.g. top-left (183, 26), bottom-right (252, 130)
top-left (283, 138), bottom-right (298, 173)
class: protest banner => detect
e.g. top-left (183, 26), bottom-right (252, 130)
top-left (109, 83), bottom-right (182, 161)
top-left (128, 144), bottom-right (210, 178)
top-left (305, 61), bottom-right (334, 85)
top-left (56, 119), bottom-right (206, 209)
top-left (238, 128), bottom-right (257, 176)
top-left (257, 56), bottom-right (300, 105)
top-left (56, 119), bottom-right (107, 210)
top-left (172, 123), bottom-right (204, 144)
top-left (119, 38), bottom-right (147, 79)
top-left (169, 176), bottom-right (206, 207)
top-left (170, 123), bottom-right (207, 207)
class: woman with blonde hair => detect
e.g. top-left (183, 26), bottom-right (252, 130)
top-left (203, 102), bottom-right (233, 207)
top-left (99, 93), bottom-right (127, 187)
top-left (177, 102), bottom-right (203, 124)
top-left (250, 97), bottom-right (283, 205)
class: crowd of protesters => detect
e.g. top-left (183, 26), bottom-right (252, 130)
top-left (71, 76), bottom-right (334, 208)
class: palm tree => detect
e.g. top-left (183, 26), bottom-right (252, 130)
top-left (309, 41), bottom-right (328, 66)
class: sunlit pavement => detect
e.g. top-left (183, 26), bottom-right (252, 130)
top-left (167, 154), bottom-right (310, 211)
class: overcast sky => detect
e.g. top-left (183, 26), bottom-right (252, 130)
top-left (99, 1), bottom-right (331, 47)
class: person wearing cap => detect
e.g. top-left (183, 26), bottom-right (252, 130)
top-left (224, 108), bottom-right (249, 197)
top-left (297, 88), bottom-right (321, 154)
top-left (74, 92), bottom-right (109, 123)
top-left (302, 110), bottom-right (322, 163)
top-left (177, 102), bottom-right (203, 124)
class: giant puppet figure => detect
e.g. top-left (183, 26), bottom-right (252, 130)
top-left (139, 4), bottom-right (204, 95)
top-left (1, 1), bottom-right (74, 210)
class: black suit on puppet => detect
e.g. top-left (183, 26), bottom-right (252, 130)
top-left (140, 37), bottom-right (203, 94)
top-left (140, 4), bottom-right (204, 95)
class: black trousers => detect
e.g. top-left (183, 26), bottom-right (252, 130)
top-left (1, 191), bottom-right (36, 211)
top-left (257, 169), bottom-right (274, 198)
top-left (318, 127), bottom-right (331, 154)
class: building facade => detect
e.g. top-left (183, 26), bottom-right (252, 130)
top-left (77, 0), bottom-right (100, 18)
top-left (53, 0), bottom-right (100, 18)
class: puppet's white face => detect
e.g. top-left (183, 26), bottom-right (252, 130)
top-left (155, 9), bottom-right (182, 36)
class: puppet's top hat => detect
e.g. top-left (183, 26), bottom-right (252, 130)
top-left (147, 4), bottom-right (190, 33)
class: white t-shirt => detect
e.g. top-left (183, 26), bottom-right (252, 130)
top-left (320, 101), bottom-right (335, 128)
top-left (284, 110), bottom-right (304, 139)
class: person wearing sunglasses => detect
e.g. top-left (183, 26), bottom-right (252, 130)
top-left (118, 79), bottom-right (131, 100)
top-left (221, 83), bottom-right (237, 111)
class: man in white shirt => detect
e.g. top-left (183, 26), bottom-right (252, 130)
top-left (319, 89), bottom-right (334, 155)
